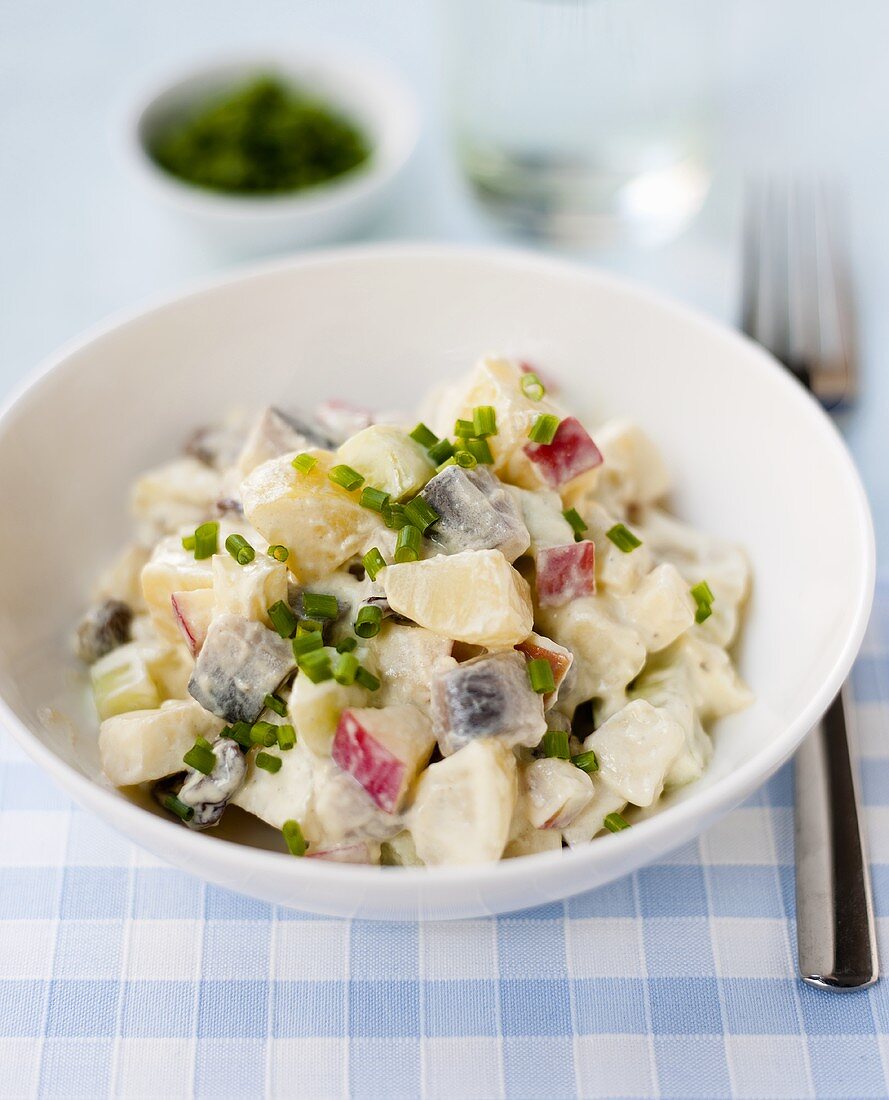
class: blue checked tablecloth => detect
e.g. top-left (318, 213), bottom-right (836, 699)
top-left (0, 585), bottom-right (886, 1099)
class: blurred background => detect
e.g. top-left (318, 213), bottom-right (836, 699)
top-left (2, 0), bottom-right (887, 545)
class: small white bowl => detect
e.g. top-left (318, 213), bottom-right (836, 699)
top-left (0, 245), bottom-right (874, 920)
top-left (125, 49), bottom-right (419, 255)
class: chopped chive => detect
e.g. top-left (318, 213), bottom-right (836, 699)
top-left (356, 665), bottom-right (381, 691)
top-left (382, 502), bottom-right (409, 529)
top-left (354, 604), bottom-right (383, 639)
top-left (690, 580), bottom-right (715, 624)
top-left (455, 450), bottom-right (477, 469)
top-left (276, 724), bottom-right (296, 751)
top-left (563, 507), bottom-right (588, 541)
top-left (264, 693), bottom-right (288, 717)
top-left (255, 751), bottom-right (282, 774)
top-left (302, 592), bottom-right (339, 621)
top-left (394, 524), bottom-right (422, 563)
top-left (571, 750), bottom-right (599, 774)
top-left (403, 496), bottom-right (440, 533)
top-left (162, 793), bottom-right (194, 822)
top-left (181, 535), bottom-right (196, 551)
top-left (292, 631), bottom-right (324, 659)
top-left (472, 405), bottom-right (497, 437)
top-left (427, 438), bottom-right (454, 465)
top-left (606, 523), bottom-right (642, 553)
top-left (454, 418), bottom-right (475, 438)
top-left (223, 721), bottom-right (253, 750)
top-left (298, 649), bottom-right (333, 684)
top-left (542, 730), bottom-right (570, 759)
top-left (282, 819), bottom-right (307, 856)
top-left (359, 486), bottom-right (390, 513)
top-left (409, 422), bottom-right (438, 448)
top-left (267, 544), bottom-right (290, 562)
top-left (604, 812), bottom-right (631, 833)
top-left (363, 547), bottom-right (387, 581)
top-left (436, 456), bottom-right (458, 473)
top-left (250, 721), bottom-right (278, 748)
top-left (225, 533), bottom-right (255, 565)
top-left (528, 414), bottom-right (560, 445)
top-left (183, 735), bottom-right (216, 775)
top-left (527, 658), bottom-right (556, 695)
top-left (521, 372), bottom-right (545, 401)
top-left (291, 452), bottom-right (317, 474)
top-left (193, 521), bottom-right (219, 560)
top-left (334, 651), bottom-right (359, 685)
top-left (465, 437), bottom-right (494, 464)
top-left (297, 618), bottom-right (323, 635)
top-left (328, 464), bottom-right (364, 491)
top-left (336, 636), bottom-right (358, 654)
top-left (268, 600), bottom-right (297, 638)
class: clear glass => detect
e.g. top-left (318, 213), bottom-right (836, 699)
top-left (442, 0), bottom-right (717, 247)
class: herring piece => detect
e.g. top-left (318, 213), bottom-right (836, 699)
top-left (75, 599), bottom-right (133, 664)
top-left (584, 699), bottom-right (685, 807)
top-left (100, 698), bottom-right (224, 786)
top-left (522, 757), bottom-right (594, 829)
top-left (432, 649), bottom-right (546, 756)
top-left (383, 550), bottom-right (533, 647)
top-left (236, 406), bottom-right (328, 479)
top-left (336, 424), bottom-right (433, 501)
top-left (178, 737), bottom-right (247, 829)
top-left (419, 465), bottom-right (530, 562)
top-left (188, 613), bottom-right (296, 725)
top-left (535, 541), bottom-right (595, 607)
top-left (171, 589), bottom-right (216, 656)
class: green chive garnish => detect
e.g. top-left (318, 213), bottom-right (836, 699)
top-left (223, 722), bottom-right (253, 750)
top-left (334, 651), bottom-right (359, 685)
top-left (297, 619), bottom-right (323, 635)
top-left (427, 439), bottom-right (454, 465)
top-left (276, 724), bottom-right (296, 751)
top-left (336, 636), bottom-right (358, 654)
top-left (527, 658), bottom-right (556, 695)
top-left (328, 464), bottom-right (364, 491)
top-left (542, 730), bottom-right (570, 759)
top-left (292, 631), bottom-right (323, 659)
top-left (255, 751), bottom-right (282, 774)
top-left (409, 423), bottom-right (438, 448)
top-left (267, 544), bottom-right (290, 562)
top-left (604, 812), bottom-right (631, 833)
top-left (268, 600), bottom-right (297, 638)
top-left (472, 405), bottom-right (497, 437)
top-left (162, 793), bottom-right (194, 822)
top-left (354, 604), bottom-right (383, 639)
top-left (183, 735), bottom-right (216, 775)
top-left (363, 547), bottom-right (387, 581)
top-left (382, 502), bottom-right (409, 530)
top-left (563, 508), bottom-right (587, 541)
top-left (690, 580), bottom-right (715, 624)
top-left (181, 535), bottom-right (196, 551)
top-left (455, 450), bottom-right (477, 469)
top-left (282, 819), bottom-right (307, 856)
top-left (292, 453), bottom-right (317, 474)
top-left (521, 372), bottom-right (545, 401)
top-left (225, 533), bottom-right (255, 565)
top-left (436, 457), bottom-right (457, 473)
top-left (572, 750), bottom-right (599, 774)
top-left (454, 418), bottom-right (475, 438)
top-left (298, 649), bottom-right (333, 684)
top-left (606, 523), bottom-right (642, 553)
top-left (193, 521), bottom-right (219, 560)
top-left (302, 592), bottom-right (339, 621)
top-left (356, 665), bottom-right (381, 691)
top-left (264, 693), bottom-right (287, 717)
top-left (465, 437), bottom-right (494, 464)
top-left (528, 414), bottom-right (560, 445)
top-left (403, 496), bottom-right (440, 533)
top-left (394, 524), bottom-right (421, 563)
top-left (250, 721), bottom-right (278, 748)
top-left (359, 486), bottom-right (390, 513)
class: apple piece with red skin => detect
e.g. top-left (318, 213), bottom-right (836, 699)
top-left (170, 589), bottom-right (216, 656)
top-left (306, 841), bottom-right (374, 864)
top-left (332, 705), bottom-right (435, 814)
top-left (523, 416), bottom-right (603, 488)
top-left (535, 541), bottom-right (595, 608)
top-left (515, 631), bottom-right (573, 705)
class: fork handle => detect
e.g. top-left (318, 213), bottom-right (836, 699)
top-left (794, 686), bottom-right (878, 989)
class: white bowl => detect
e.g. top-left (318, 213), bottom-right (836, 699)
top-left (0, 245), bottom-right (873, 920)
top-left (125, 50), bottom-right (419, 255)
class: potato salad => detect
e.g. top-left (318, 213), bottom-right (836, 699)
top-left (78, 356), bottom-right (751, 866)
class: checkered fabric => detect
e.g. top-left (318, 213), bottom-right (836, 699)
top-left (1, 585), bottom-right (887, 1100)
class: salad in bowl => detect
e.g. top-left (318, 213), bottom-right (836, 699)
top-left (78, 355), bottom-right (751, 866)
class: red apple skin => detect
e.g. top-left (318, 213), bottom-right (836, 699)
top-left (306, 842), bottom-right (372, 863)
top-left (515, 638), bottom-right (572, 690)
top-left (171, 593), bottom-right (207, 656)
top-left (332, 711), bottom-right (406, 814)
top-left (535, 541), bottom-right (595, 608)
top-left (523, 416), bottom-right (603, 487)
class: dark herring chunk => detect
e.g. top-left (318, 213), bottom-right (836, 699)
top-left (75, 599), bottom-right (133, 664)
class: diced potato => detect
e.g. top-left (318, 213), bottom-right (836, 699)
top-left (380, 831), bottom-right (425, 866)
top-left (383, 550), bottom-right (534, 647)
top-left (212, 553), bottom-right (288, 628)
top-left (91, 642), bottom-right (161, 720)
top-left (573, 500), bottom-right (653, 597)
top-left (289, 673), bottom-right (368, 756)
top-left (236, 407), bottom-right (311, 479)
top-left (142, 536), bottom-right (215, 642)
top-left (336, 425), bottom-right (433, 501)
top-left (310, 756), bottom-right (403, 848)
top-left (593, 420), bottom-right (671, 513)
top-left (504, 794), bottom-right (564, 859)
top-left (92, 544), bottom-right (150, 612)
top-left (669, 633), bottom-right (753, 721)
top-left (142, 642), bottom-right (193, 701)
top-left (232, 744), bottom-right (317, 834)
top-left (368, 622), bottom-right (455, 714)
top-left (409, 739), bottom-right (517, 866)
top-left (619, 562), bottom-right (695, 653)
top-left (507, 485), bottom-right (575, 555)
top-left (171, 589), bottom-right (216, 655)
top-left (241, 449), bottom-right (384, 583)
top-left (561, 782), bottom-right (629, 847)
top-left (521, 757), bottom-right (594, 829)
top-left (99, 697), bottom-right (224, 785)
top-left (584, 699), bottom-right (685, 807)
top-left (131, 457), bottom-right (223, 541)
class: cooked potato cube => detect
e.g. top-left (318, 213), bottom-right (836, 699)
top-left (99, 698), bottom-right (224, 785)
top-left (584, 699), bottom-right (685, 807)
top-left (593, 420), bottom-right (671, 513)
top-left (236, 407), bottom-right (313, 479)
top-left (131, 457), bottom-right (223, 541)
top-left (336, 424), bottom-right (433, 501)
top-left (212, 553), bottom-right (288, 628)
top-left (289, 674), bottom-right (368, 756)
top-left (368, 622), bottom-right (455, 714)
top-left (521, 757), bottom-right (594, 829)
top-left (561, 782), bottom-right (629, 847)
top-left (620, 562), bottom-right (695, 653)
top-left (142, 536), bottom-right (215, 642)
top-left (232, 744), bottom-right (317, 834)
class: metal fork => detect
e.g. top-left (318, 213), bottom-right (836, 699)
top-left (741, 180), bottom-right (878, 990)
